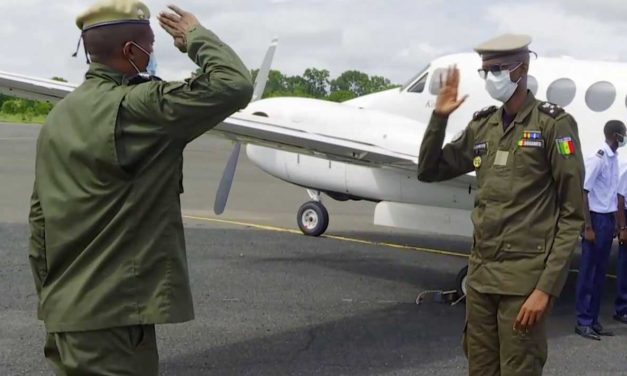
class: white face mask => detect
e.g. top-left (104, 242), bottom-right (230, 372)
top-left (484, 62), bottom-right (522, 103)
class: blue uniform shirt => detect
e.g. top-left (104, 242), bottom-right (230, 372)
top-left (584, 142), bottom-right (619, 213)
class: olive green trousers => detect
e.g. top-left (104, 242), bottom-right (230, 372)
top-left (44, 325), bottom-right (158, 376)
top-left (463, 286), bottom-right (548, 376)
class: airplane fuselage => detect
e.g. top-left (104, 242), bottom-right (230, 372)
top-left (240, 52), bottom-right (627, 235)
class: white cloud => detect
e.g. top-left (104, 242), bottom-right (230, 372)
top-left (486, 1), bottom-right (627, 62)
top-left (0, 0), bottom-right (624, 86)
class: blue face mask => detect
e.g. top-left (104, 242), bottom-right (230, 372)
top-left (129, 41), bottom-right (157, 77)
top-left (146, 53), bottom-right (158, 77)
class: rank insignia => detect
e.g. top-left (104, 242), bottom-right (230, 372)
top-left (473, 156), bottom-right (482, 169)
top-left (518, 130), bottom-right (544, 148)
top-left (522, 130), bottom-right (542, 140)
top-left (473, 142), bottom-right (488, 155)
top-left (556, 137), bottom-right (576, 156)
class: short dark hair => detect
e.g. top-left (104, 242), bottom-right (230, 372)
top-left (604, 120), bottom-right (626, 138)
top-left (83, 23), bottom-right (152, 63)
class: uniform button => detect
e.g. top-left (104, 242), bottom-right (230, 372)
top-left (505, 244), bottom-right (511, 249)
top-left (537, 245), bottom-right (543, 251)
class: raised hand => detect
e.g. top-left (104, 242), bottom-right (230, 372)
top-left (434, 65), bottom-right (468, 117)
top-left (158, 5), bottom-right (201, 53)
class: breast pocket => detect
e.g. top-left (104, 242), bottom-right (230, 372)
top-left (514, 143), bottom-right (547, 176)
top-left (598, 164), bottom-right (611, 184)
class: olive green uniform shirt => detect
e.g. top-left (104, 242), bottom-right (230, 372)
top-left (418, 92), bottom-right (585, 297)
top-left (28, 26), bottom-right (253, 332)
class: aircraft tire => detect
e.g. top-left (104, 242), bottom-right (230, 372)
top-left (297, 201), bottom-right (329, 237)
top-left (456, 265), bottom-right (468, 299)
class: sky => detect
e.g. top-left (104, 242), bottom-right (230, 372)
top-left (1, 0), bottom-right (626, 85)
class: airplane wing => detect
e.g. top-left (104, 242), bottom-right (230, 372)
top-left (0, 71), bottom-right (76, 102)
top-left (214, 112), bottom-right (476, 192)
top-left (213, 112), bottom-right (418, 169)
top-left (0, 70), bottom-right (475, 187)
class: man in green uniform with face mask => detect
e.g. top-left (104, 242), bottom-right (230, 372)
top-left (28, 0), bottom-right (253, 374)
top-left (418, 34), bottom-right (585, 375)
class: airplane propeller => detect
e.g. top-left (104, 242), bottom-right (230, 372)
top-left (213, 38), bottom-right (278, 215)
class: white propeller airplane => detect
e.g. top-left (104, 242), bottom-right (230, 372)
top-left (2, 41), bottom-right (626, 294)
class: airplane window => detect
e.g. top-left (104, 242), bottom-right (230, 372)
top-left (546, 78), bottom-right (576, 107)
top-left (527, 75), bottom-right (538, 96)
top-left (402, 65), bottom-right (430, 90)
top-left (429, 68), bottom-right (448, 95)
top-left (408, 73), bottom-right (428, 93)
top-left (586, 81), bottom-right (616, 112)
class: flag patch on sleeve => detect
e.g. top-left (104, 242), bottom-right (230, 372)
top-left (555, 137), bottom-right (576, 156)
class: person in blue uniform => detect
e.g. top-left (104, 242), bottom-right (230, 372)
top-left (614, 158), bottom-right (627, 325)
top-left (576, 120), bottom-right (627, 340)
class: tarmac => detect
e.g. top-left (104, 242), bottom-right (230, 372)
top-left (1, 123), bottom-right (626, 375)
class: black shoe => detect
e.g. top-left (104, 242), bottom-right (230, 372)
top-left (592, 323), bottom-right (614, 336)
top-left (575, 325), bottom-right (601, 341)
top-left (614, 313), bottom-right (627, 324)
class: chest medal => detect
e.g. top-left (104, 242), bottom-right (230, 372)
top-left (473, 156), bottom-right (482, 169)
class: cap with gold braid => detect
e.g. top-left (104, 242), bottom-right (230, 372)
top-left (76, 0), bottom-right (151, 31)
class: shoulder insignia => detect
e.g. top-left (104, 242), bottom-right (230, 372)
top-left (596, 149), bottom-right (604, 158)
top-left (473, 105), bottom-right (497, 121)
top-left (538, 101), bottom-right (565, 119)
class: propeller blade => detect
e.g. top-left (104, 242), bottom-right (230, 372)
top-left (213, 38), bottom-right (278, 215)
top-left (213, 143), bottom-right (242, 215)
top-left (251, 38), bottom-right (278, 102)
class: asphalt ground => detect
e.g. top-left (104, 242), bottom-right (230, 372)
top-left (1, 123), bottom-right (626, 375)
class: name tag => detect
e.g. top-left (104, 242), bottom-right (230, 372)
top-left (494, 150), bottom-right (509, 166)
top-left (518, 140), bottom-right (544, 148)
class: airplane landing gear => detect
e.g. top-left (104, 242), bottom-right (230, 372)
top-left (297, 201), bottom-right (329, 237)
top-left (456, 265), bottom-right (468, 298)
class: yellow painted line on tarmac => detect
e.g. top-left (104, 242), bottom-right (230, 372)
top-left (183, 215), bottom-right (468, 259)
top-left (183, 215), bottom-right (619, 279)
top-left (184, 215), bottom-right (303, 235)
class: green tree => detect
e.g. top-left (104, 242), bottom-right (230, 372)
top-left (330, 70), bottom-right (371, 97)
top-left (1, 99), bottom-right (23, 114)
top-left (251, 68), bottom-right (398, 101)
top-left (33, 101), bottom-right (53, 116)
top-left (302, 68), bottom-right (329, 98)
top-left (367, 75), bottom-right (399, 93)
top-left (327, 90), bottom-right (357, 103)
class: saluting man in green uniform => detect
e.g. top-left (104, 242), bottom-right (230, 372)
top-left (28, 0), bottom-right (253, 374)
top-left (418, 34), bottom-right (585, 375)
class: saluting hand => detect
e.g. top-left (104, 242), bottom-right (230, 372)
top-left (434, 65), bottom-right (468, 117)
top-left (158, 5), bottom-right (201, 53)
top-left (514, 289), bottom-right (551, 334)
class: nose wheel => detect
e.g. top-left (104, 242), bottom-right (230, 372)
top-left (456, 265), bottom-right (468, 298)
top-left (297, 201), bottom-right (329, 237)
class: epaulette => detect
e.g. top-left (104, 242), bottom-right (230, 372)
top-left (127, 75), bottom-right (163, 86)
top-left (472, 106), bottom-right (497, 121)
top-left (538, 101), bottom-right (565, 118)
top-left (596, 149), bottom-right (604, 158)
